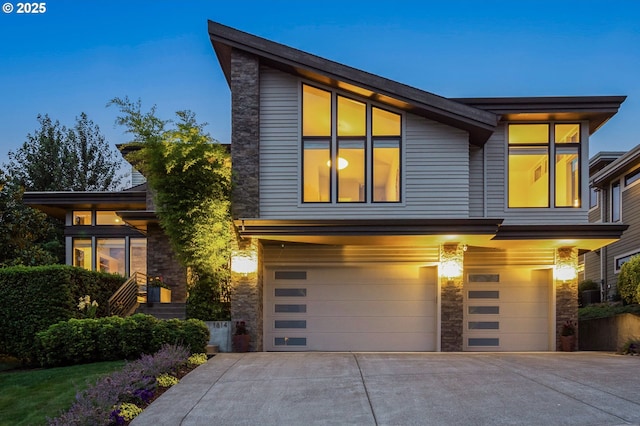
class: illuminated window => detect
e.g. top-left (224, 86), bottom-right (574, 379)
top-left (73, 239), bottom-right (92, 270)
top-left (508, 123), bottom-right (581, 208)
top-left (97, 238), bottom-right (125, 275)
top-left (96, 211), bottom-right (123, 225)
top-left (130, 238), bottom-right (147, 275)
top-left (73, 211), bottom-right (92, 225)
top-left (302, 84), bottom-right (402, 203)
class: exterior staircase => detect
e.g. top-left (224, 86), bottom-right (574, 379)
top-left (136, 303), bottom-right (187, 320)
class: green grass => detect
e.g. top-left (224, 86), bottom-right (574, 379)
top-left (579, 303), bottom-right (640, 320)
top-left (0, 360), bottom-right (125, 426)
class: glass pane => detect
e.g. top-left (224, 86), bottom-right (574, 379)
top-left (612, 182), bottom-right (620, 222)
top-left (130, 238), bottom-right (147, 276)
top-left (555, 124), bottom-right (580, 143)
top-left (97, 238), bottom-right (125, 276)
top-left (508, 124), bottom-right (549, 144)
top-left (274, 288), bottom-right (307, 297)
top-left (468, 338), bottom-right (499, 346)
top-left (303, 140), bottom-right (330, 202)
top-left (302, 85), bottom-right (331, 136)
top-left (73, 211), bottom-right (92, 226)
top-left (337, 96), bottom-right (365, 136)
top-left (274, 337), bottom-right (307, 346)
top-left (372, 107), bottom-right (400, 136)
top-left (589, 187), bottom-right (598, 209)
top-left (508, 146), bottom-right (549, 207)
top-left (373, 139), bottom-right (400, 202)
top-left (96, 211), bottom-right (123, 225)
top-left (468, 321), bottom-right (499, 330)
top-left (468, 306), bottom-right (500, 314)
top-left (468, 290), bottom-right (499, 299)
top-left (73, 238), bottom-right (92, 270)
top-left (275, 304), bottom-right (307, 313)
top-left (274, 320), bottom-right (307, 329)
top-left (555, 148), bottom-right (580, 207)
top-left (338, 140), bottom-right (365, 202)
top-left (625, 168), bottom-right (640, 186)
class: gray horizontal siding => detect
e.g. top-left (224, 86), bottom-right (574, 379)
top-left (259, 66), bottom-right (470, 219)
top-left (484, 123), bottom-right (589, 225)
top-left (469, 145), bottom-right (484, 217)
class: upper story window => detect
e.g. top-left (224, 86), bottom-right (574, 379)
top-left (611, 180), bottom-right (621, 222)
top-left (96, 211), bottom-right (123, 225)
top-left (302, 84), bottom-right (401, 203)
top-left (624, 168), bottom-right (640, 187)
top-left (507, 123), bottom-right (581, 208)
top-left (589, 186), bottom-right (599, 209)
top-left (73, 211), bottom-right (92, 225)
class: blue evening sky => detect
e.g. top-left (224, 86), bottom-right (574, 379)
top-left (1, 0), bottom-right (639, 178)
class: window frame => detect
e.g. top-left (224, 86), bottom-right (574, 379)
top-left (614, 249), bottom-right (640, 274)
top-left (611, 180), bottom-right (621, 222)
top-left (589, 186), bottom-right (599, 210)
top-left (300, 82), bottom-right (403, 205)
top-left (506, 122), bottom-right (583, 209)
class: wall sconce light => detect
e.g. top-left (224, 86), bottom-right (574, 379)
top-left (231, 250), bottom-right (258, 275)
top-left (555, 264), bottom-right (577, 281)
top-left (439, 244), bottom-right (464, 281)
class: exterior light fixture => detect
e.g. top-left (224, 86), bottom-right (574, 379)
top-left (555, 264), bottom-right (577, 281)
top-left (231, 250), bottom-right (258, 275)
top-left (439, 244), bottom-right (464, 280)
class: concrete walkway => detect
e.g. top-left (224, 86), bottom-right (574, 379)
top-left (132, 352), bottom-right (640, 426)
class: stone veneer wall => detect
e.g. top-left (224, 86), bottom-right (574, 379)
top-left (555, 247), bottom-right (579, 350)
top-left (440, 244), bottom-right (464, 351)
top-left (230, 238), bottom-right (263, 351)
top-left (441, 280), bottom-right (463, 351)
top-left (230, 48), bottom-right (260, 219)
top-left (146, 223), bottom-right (187, 303)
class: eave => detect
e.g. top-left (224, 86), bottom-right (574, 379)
top-left (23, 191), bottom-right (147, 221)
top-left (208, 21), bottom-right (498, 146)
top-left (455, 96), bottom-right (626, 135)
top-left (235, 219), bottom-right (627, 252)
top-left (591, 144), bottom-right (640, 189)
top-left (115, 210), bottom-right (159, 233)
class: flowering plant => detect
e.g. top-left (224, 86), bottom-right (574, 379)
top-left (77, 295), bottom-right (99, 318)
top-left (148, 275), bottom-right (170, 289)
top-left (561, 320), bottom-right (576, 336)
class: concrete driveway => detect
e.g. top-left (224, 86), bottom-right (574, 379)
top-left (132, 352), bottom-right (640, 426)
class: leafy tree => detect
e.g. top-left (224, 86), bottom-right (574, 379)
top-left (110, 97), bottom-right (232, 320)
top-left (0, 173), bottom-right (62, 266)
top-left (617, 255), bottom-right (640, 304)
top-left (5, 113), bottom-right (124, 191)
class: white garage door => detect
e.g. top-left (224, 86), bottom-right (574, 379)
top-left (265, 265), bottom-right (437, 351)
top-left (463, 268), bottom-right (552, 351)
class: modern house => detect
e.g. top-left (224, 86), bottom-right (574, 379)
top-left (583, 146), bottom-right (640, 300)
top-left (25, 21), bottom-right (629, 352)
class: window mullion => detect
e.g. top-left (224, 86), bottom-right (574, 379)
top-left (549, 124), bottom-right (555, 208)
top-left (331, 91), bottom-right (337, 203)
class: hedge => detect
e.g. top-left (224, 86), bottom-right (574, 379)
top-left (36, 314), bottom-right (209, 367)
top-left (0, 265), bottom-right (125, 362)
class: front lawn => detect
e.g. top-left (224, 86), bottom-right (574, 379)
top-left (0, 360), bottom-right (124, 426)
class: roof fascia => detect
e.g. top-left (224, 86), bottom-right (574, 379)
top-left (591, 144), bottom-right (640, 188)
top-left (208, 21), bottom-right (498, 146)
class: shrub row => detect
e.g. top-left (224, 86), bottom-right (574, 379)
top-left (0, 265), bottom-right (125, 362)
top-left (36, 314), bottom-right (209, 367)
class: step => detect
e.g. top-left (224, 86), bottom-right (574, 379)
top-left (136, 303), bottom-right (187, 320)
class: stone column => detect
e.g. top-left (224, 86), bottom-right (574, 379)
top-left (440, 244), bottom-right (464, 352)
top-left (230, 48), bottom-right (260, 219)
top-left (555, 247), bottom-right (579, 350)
top-left (146, 223), bottom-right (187, 302)
top-left (230, 237), bottom-right (263, 351)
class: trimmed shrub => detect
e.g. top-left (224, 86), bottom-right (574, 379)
top-left (36, 315), bottom-right (209, 367)
top-left (617, 256), bottom-right (640, 304)
top-left (0, 265), bottom-right (125, 362)
top-left (578, 279), bottom-right (599, 292)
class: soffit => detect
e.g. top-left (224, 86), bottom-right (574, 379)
top-left (591, 144), bottom-right (640, 188)
top-left (23, 191), bottom-right (147, 221)
top-left (235, 219), bottom-right (627, 252)
top-left (208, 21), bottom-right (498, 146)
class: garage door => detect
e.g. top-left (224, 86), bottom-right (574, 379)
top-left (265, 265), bottom-right (437, 351)
top-left (463, 268), bottom-right (552, 351)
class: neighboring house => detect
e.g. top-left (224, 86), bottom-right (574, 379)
top-left (25, 22), bottom-right (629, 352)
top-left (584, 146), bottom-right (640, 300)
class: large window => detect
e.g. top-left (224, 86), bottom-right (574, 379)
top-left (611, 181), bottom-right (621, 222)
top-left (302, 84), bottom-right (401, 203)
top-left (508, 123), bottom-right (581, 208)
top-left (73, 237), bottom-right (146, 277)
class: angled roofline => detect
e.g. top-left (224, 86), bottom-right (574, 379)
top-left (589, 151), bottom-right (626, 176)
top-left (208, 21), bottom-right (498, 146)
top-left (455, 96), bottom-right (626, 135)
top-left (591, 144), bottom-right (640, 188)
top-left (23, 190), bottom-right (147, 220)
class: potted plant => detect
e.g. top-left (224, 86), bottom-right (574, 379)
top-left (560, 320), bottom-right (576, 352)
top-left (232, 321), bottom-right (250, 352)
top-left (147, 275), bottom-right (172, 304)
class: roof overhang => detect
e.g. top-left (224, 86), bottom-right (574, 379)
top-left (116, 210), bottom-right (159, 233)
top-left (591, 144), bottom-right (640, 189)
top-left (455, 96), bottom-right (626, 135)
top-left (208, 21), bottom-right (498, 146)
top-left (23, 191), bottom-right (147, 221)
top-left (235, 219), bottom-right (627, 252)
